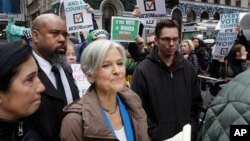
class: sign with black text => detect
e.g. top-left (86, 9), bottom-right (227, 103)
top-left (136, 0), bottom-right (167, 19)
top-left (140, 18), bottom-right (158, 29)
top-left (64, 0), bottom-right (93, 33)
top-left (213, 13), bottom-right (239, 60)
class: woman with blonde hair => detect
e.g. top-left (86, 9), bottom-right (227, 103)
top-left (66, 40), bottom-right (77, 64)
top-left (182, 39), bottom-right (200, 74)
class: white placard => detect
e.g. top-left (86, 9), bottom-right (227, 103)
top-left (213, 13), bottom-right (239, 60)
top-left (63, 0), bottom-right (93, 33)
top-left (71, 64), bottom-right (90, 97)
top-left (140, 18), bottom-right (158, 29)
top-left (136, 0), bottom-right (167, 19)
top-left (164, 124), bottom-right (191, 141)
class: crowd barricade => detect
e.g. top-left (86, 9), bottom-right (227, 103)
top-left (198, 74), bottom-right (231, 111)
top-left (198, 75), bottom-right (231, 97)
top-left (198, 75), bottom-right (231, 96)
top-left (196, 75), bottom-right (231, 141)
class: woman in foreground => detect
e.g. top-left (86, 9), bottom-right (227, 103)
top-left (60, 39), bottom-right (149, 141)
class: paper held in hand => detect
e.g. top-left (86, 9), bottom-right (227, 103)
top-left (164, 124), bottom-right (191, 141)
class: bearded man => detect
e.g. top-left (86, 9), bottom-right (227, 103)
top-left (24, 13), bottom-right (79, 140)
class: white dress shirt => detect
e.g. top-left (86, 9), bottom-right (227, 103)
top-left (33, 51), bottom-right (73, 104)
top-left (115, 126), bottom-right (127, 141)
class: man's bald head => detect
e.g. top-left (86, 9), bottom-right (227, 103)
top-left (32, 14), bottom-right (63, 31)
top-left (31, 13), bottom-right (68, 66)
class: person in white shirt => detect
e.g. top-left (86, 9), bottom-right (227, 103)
top-left (24, 13), bottom-right (80, 140)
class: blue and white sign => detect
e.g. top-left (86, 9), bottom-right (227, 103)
top-left (213, 13), bottom-right (239, 60)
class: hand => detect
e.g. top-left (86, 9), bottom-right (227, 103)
top-left (132, 5), bottom-right (141, 17)
top-left (183, 54), bottom-right (189, 59)
top-left (136, 35), bottom-right (145, 48)
top-left (236, 25), bottom-right (243, 36)
top-left (218, 56), bottom-right (225, 62)
top-left (136, 35), bottom-right (146, 53)
top-left (236, 25), bottom-right (241, 32)
top-left (86, 3), bottom-right (94, 13)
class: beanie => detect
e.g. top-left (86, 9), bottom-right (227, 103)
top-left (87, 29), bottom-right (109, 43)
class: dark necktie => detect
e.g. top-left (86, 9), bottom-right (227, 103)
top-left (52, 66), bottom-right (67, 103)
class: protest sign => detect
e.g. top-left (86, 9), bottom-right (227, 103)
top-left (213, 13), bottom-right (239, 60)
top-left (220, 13), bottom-right (239, 32)
top-left (136, 0), bottom-right (167, 19)
top-left (216, 13), bottom-right (250, 30)
top-left (111, 17), bottom-right (140, 42)
top-left (71, 64), bottom-right (90, 97)
top-left (64, 0), bottom-right (93, 33)
top-left (140, 18), bottom-right (158, 29)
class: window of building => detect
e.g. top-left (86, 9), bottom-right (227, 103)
top-left (236, 0), bottom-right (241, 7)
top-left (213, 12), bottom-right (220, 20)
top-left (102, 4), bottom-right (116, 33)
top-left (225, 0), bottom-right (231, 5)
top-left (202, 0), bottom-right (207, 2)
top-left (172, 9), bottom-right (182, 38)
top-left (0, 0), bottom-right (20, 13)
top-left (32, 11), bottom-right (40, 21)
top-left (214, 0), bottom-right (219, 4)
top-left (201, 11), bottom-right (209, 21)
top-left (187, 10), bottom-right (196, 23)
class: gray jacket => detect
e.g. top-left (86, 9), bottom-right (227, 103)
top-left (202, 70), bottom-right (250, 141)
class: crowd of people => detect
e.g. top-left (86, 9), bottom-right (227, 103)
top-left (1, 3), bottom-right (250, 141)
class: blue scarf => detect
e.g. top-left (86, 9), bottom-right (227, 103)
top-left (100, 96), bottom-right (135, 141)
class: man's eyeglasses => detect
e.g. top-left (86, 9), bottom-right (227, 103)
top-left (158, 37), bottom-right (179, 43)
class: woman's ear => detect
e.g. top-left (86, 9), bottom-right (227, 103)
top-left (236, 51), bottom-right (241, 58)
top-left (84, 72), bottom-right (95, 84)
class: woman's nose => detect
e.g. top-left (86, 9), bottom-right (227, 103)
top-left (36, 78), bottom-right (45, 93)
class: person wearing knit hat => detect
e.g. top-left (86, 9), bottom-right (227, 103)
top-left (86, 29), bottom-right (110, 43)
top-left (75, 29), bottom-right (110, 63)
top-left (21, 30), bottom-right (32, 46)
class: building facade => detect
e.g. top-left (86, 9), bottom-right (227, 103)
top-left (19, 0), bottom-right (249, 32)
top-left (0, 0), bottom-right (25, 32)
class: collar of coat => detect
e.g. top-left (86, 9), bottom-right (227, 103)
top-left (63, 87), bottom-right (147, 140)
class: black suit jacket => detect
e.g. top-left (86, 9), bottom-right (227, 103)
top-left (24, 63), bottom-right (79, 141)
